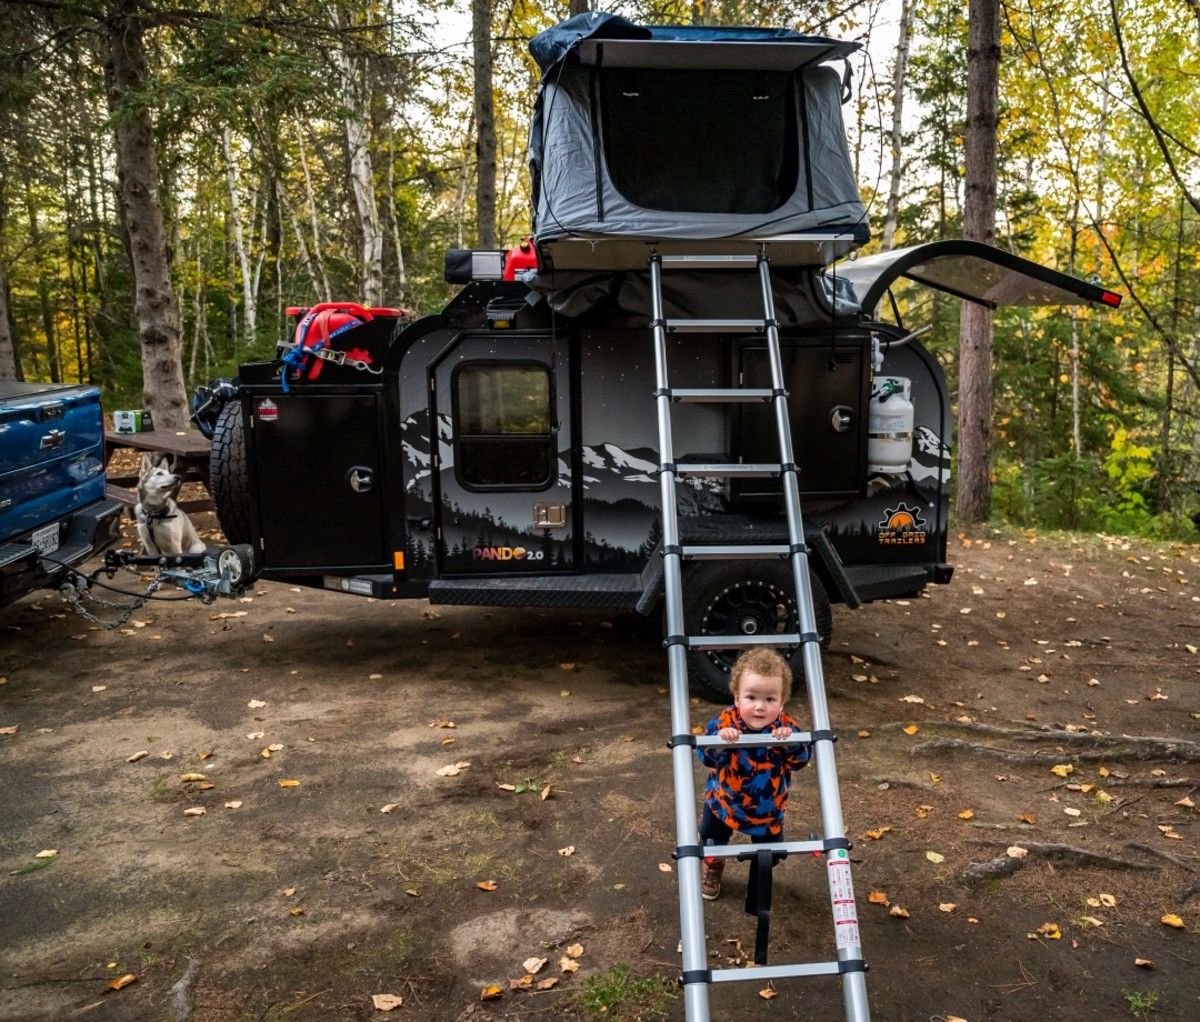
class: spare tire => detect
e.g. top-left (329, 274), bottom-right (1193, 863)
top-left (682, 561), bottom-right (832, 703)
top-left (210, 401), bottom-right (254, 546)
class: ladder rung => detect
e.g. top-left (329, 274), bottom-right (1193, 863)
top-left (675, 463), bottom-right (781, 478)
top-left (687, 634), bottom-right (801, 650)
top-left (710, 961), bottom-right (844, 983)
top-left (701, 838), bottom-right (824, 859)
top-left (694, 732), bottom-right (813, 748)
top-left (669, 388), bottom-right (773, 403)
top-left (664, 318), bottom-right (764, 333)
top-left (659, 254), bottom-right (760, 269)
top-left (680, 544), bottom-right (788, 559)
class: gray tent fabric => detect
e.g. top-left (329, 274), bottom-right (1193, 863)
top-left (527, 22), bottom-right (868, 246)
top-left (523, 17), bottom-right (870, 317)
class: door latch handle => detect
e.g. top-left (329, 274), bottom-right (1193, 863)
top-left (348, 466), bottom-right (374, 493)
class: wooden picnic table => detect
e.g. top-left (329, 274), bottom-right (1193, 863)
top-left (103, 428), bottom-right (214, 513)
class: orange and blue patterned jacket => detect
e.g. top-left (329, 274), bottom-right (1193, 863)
top-left (698, 707), bottom-right (811, 837)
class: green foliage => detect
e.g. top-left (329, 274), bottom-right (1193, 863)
top-left (571, 965), bottom-right (678, 1022)
top-left (1121, 986), bottom-right (1158, 1019)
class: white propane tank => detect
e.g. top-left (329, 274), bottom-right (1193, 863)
top-left (868, 376), bottom-right (915, 474)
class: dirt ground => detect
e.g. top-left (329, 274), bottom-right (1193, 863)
top-left (2, 508), bottom-right (1199, 1022)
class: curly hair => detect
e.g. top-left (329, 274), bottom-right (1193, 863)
top-left (728, 647), bottom-right (793, 701)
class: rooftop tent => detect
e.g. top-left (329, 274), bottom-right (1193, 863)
top-left (527, 14), bottom-right (870, 273)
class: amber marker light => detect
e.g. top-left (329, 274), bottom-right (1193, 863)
top-left (393, 552), bottom-right (405, 570)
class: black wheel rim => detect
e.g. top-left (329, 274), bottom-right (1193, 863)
top-left (699, 579), bottom-right (796, 675)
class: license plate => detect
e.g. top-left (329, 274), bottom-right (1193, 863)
top-left (32, 523), bottom-right (60, 556)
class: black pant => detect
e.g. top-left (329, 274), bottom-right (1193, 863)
top-left (699, 805), bottom-right (781, 915)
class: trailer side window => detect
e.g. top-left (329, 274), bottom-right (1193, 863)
top-left (453, 363), bottom-right (554, 489)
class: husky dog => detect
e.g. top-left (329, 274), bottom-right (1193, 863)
top-left (135, 454), bottom-right (206, 556)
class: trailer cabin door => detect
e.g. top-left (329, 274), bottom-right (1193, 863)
top-left (432, 335), bottom-right (574, 574)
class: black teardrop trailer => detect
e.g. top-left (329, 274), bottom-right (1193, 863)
top-left (199, 19), bottom-right (1120, 701)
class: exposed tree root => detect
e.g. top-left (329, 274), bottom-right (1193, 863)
top-left (1173, 879), bottom-right (1200, 904)
top-left (900, 720), bottom-right (1200, 763)
top-left (961, 840), bottom-right (1159, 884)
top-left (1125, 842), bottom-right (1197, 872)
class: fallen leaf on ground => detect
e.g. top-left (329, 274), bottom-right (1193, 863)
top-left (371, 993), bottom-right (403, 1010)
top-left (565, 943), bottom-right (584, 958)
top-left (277, 779), bottom-right (300, 787)
top-left (541, 783), bottom-right (553, 800)
top-left (125, 750), bottom-right (148, 762)
top-left (939, 903), bottom-right (957, 913)
top-left (1051, 764), bottom-right (1073, 778)
top-left (225, 800), bottom-right (243, 809)
top-left (926, 851), bottom-right (945, 863)
top-left (1135, 958), bottom-right (1154, 968)
top-left (405, 889), bottom-right (419, 897)
top-left (1162, 914), bottom-right (1185, 928)
top-left (536, 977), bottom-right (558, 990)
top-left (107, 973), bottom-right (137, 991)
top-left (480, 985), bottom-right (503, 1000)
top-left (1037, 922), bottom-right (1062, 939)
top-left (283, 887), bottom-right (296, 897)
top-left (1099, 893), bottom-right (1117, 907)
top-left (477, 880), bottom-right (498, 891)
top-left (889, 905), bottom-right (910, 918)
top-left (868, 891), bottom-right (890, 905)
top-left (429, 719), bottom-right (455, 728)
top-left (759, 985), bottom-right (778, 1000)
top-left (958, 809), bottom-right (974, 820)
top-left (864, 827), bottom-right (891, 840)
top-left (268, 743), bottom-right (284, 752)
top-left (180, 773), bottom-right (206, 783)
top-left (658, 863), bottom-right (673, 872)
top-left (559, 956), bottom-right (579, 973)
top-left (246, 731), bottom-right (264, 739)
top-left (248, 699), bottom-right (266, 708)
top-left (558, 846), bottom-right (575, 857)
top-left (497, 783), bottom-right (517, 791)
top-left (903, 725), bottom-right (919, 735)
top-left (183, 807), bottom-right (206, 817)
top-left (1080, 916), bottom-right (1104, 927)
top-left (900, 694), bottom-right (925, 704)
top-left (1007, 846), bottom-right (1028, 858)
top-left (523, 957), bottom-right (547, 974)
top-left (509, 975), bottom-right (533, 990)
top-left (34, 849), bottom-right (57, 859)
top-left (91, 685), bottom-right (106, 693)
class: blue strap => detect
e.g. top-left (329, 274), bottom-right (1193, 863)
top-left (279, 339), bottom-right (325, 393)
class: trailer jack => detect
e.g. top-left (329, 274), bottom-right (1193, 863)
top-left (101, 544), bottom-right (257, 604)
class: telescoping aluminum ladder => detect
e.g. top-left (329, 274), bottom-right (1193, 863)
top-left (650, 251), bottom-right (870, 1022)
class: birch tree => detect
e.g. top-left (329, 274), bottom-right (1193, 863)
top-left (332, 11), bottom-right (384, 307)
top-left (881, 0), bottom-right (913, 251)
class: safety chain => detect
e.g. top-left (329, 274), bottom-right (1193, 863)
top-left (57, 570), bottom-right (167, 630)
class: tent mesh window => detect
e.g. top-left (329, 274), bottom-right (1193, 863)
top-left (598, 68), bottom-right (799, 215)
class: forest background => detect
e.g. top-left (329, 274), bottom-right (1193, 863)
top-left (0, 0), bottom-right (1197, 539)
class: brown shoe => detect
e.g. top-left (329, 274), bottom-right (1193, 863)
top-left (701, 857), bottom-right (725, 901)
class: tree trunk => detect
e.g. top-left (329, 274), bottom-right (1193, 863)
top-left (223, 126), bottom-right (257, 344)
top-left (332, 23), bottom-right (384, 307)
top-left (568, 0), bottom-right (590, 15)
top-left (955, 0), bottom-right (1000, 523)
top-left (0, 259), bottom-right (16, 380)
top-left (882, 0), bottom-right (913, 252)
top-left (472, 0), bottom-right (497, 249)
top-left (102, 2), bottom-right (188, 429)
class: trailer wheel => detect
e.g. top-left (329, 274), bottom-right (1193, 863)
top-left (682, 563), bottom-right (832, 703)
top-left (210, 401), bottom-right (254, 546)
top-left (217, 544), bottom-right (257, 590)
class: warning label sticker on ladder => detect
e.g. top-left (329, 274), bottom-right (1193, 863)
top-left (826, 848), bottom-right (861, 949)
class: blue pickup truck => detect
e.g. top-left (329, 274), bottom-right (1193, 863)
top-left (0, 381), bottom-right (124, 609)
